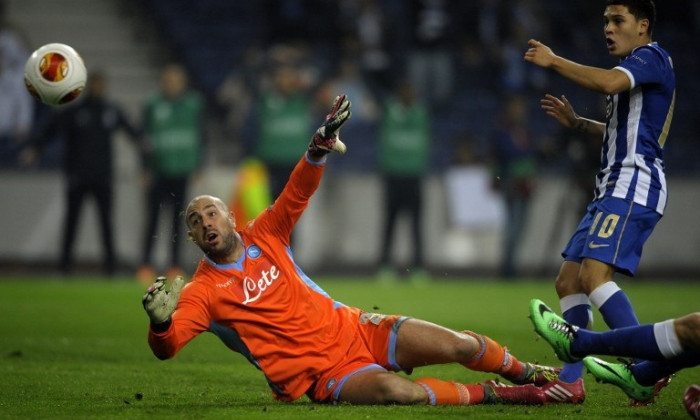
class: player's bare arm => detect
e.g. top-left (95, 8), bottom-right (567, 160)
top-left (541, 94), bottom-right (605, 137)
top-left (524, 39), bottom-right (630, 95)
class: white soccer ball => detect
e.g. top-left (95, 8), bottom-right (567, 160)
top-left (24, 43), bottom-right (87, 106)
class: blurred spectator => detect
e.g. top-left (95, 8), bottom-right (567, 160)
top-left (21, 71), bottom-right (141, 275)
top-left (319, 58), bottom-right (378, 123)
top-left (338, 0), bottom-right (397, 103)
top-left (476, 0), bottom-right (504, 50)
top-left (454, 38), bottom-right (499, 91)
top-left (0, 0), bottom-right (26, 71)
top-left (488, 94), bottom-right (537, 278)
top-left (262, 0), bottom-right (339, 46)
top-left (452, 132), bottom-right (481, 167)
top-left (472, 0), bottom-right (551, 93)
top-left (315, 56), bottom-right (379, 170)
top-left (215, 44), bottom-right (264, 148)
top-left (499, 21), bottom-right (548, 93)
top-left (228, 157), bottom-right (272, 229)
top-left (539, 124), bottom-right (601, 269)
top-left (406, 0), bottom-right (461, 109)
top-left (0, 0), bottom-right (32, 166)
top-left (561, 128), bottom-right (601, 219)
top-left (138, 63), bottom-right (205, 284)
top-left (251, 58), bottom-right (313, 198)
top-left (376, 80), bottom-right (431, 284)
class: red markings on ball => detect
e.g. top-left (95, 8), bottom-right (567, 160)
top-left (39, 52), bottom-right (68, 82)
top-left (59, 87), bottom-right (84, 104)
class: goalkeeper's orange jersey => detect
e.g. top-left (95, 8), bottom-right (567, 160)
top-left (147, 155), bottom-right (366, 401)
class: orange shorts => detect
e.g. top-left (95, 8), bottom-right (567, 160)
top-left (306, 310), bottom-right (410, 403)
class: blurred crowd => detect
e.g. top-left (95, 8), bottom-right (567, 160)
top-left (6, 0), bottom-right (700, 175)
top-left (2, 0), bottom-right (699, 277)
top-left (138, 0), bottom-right (699, 174)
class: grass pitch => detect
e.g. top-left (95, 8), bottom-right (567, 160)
top-left (0, 275), bottom-right (698, 419)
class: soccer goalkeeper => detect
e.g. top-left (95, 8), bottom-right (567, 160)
top-left (142, 94), bottom-right (561, 406)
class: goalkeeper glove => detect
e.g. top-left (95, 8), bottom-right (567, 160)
top-left (142, 275), bottom-right (185, 326)
top-left (308, 94), bottom-right (352, 157)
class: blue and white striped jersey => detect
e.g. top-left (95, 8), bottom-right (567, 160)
top-left (595, 42), bottom-right (675, 215)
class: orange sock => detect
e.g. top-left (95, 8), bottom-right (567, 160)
top-left (414, 377), bottom-right (484, 405)
top-left (461, 330), bottom-right (524, 380)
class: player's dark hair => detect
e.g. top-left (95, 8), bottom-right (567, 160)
top-left (606, 0), bottom-right (656, 36)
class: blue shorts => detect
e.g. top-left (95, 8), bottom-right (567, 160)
top-left (561, 197), bottom-right (661, 276)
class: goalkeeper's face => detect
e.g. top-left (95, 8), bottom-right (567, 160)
top-left (186, 195), bottom-right (239, 262)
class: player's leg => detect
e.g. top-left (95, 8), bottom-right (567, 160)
top-left (532, 300), bottom-right (694, 361)
top-left (336, 369), bottom-right (429, 404)
top-left (582, 258), bottom-right (638, 328)
top-left (676, 313), bottom-right (700, 353)
top-left (582, 357), bottom-right (668, 402)
top-left (60, 182), bottom-right (86, 273)
top-left (348, 313), bottom-right (546, 405)
top-left (377, 176), bottom-right (401, 281)
top-left (554, 260), bottom-right (591, 374)
top-left (581, 199), bottom-right (661, 331)
top-left (578, 199), bottom-right (665, 405)
top-left (540, 199), bottom-right (637, 403)
top-left (531, 300), bottom-right (697, 403)
top-left (590, 352), bottom-right (699, 389)
top-left (579, 318), bottom-right (688, 360)
top-left (382, 177), bottom-right (402, 258)
top-left (553, 201), bottom-right (596, 385)
top-left (394, 318), bottom-right (477, 366)
top-left (141, 180), bottom-right (161, 267)
top-left (316, 317), bottom-right (481, 406)
top-left (394, 318), bottom-right (556, 386)
top-left (336, 367), bottom-right (544, 405)
top-left (593, 315), bottom-right (700, 390)
top-left (405, 177), bottom-right (425, 277)
top-left (501, 194), bottom-right (529, 278)
top-left (93, 183), bottom-right (115, 275)
top-left (539, 260), bottom-right (590, 403)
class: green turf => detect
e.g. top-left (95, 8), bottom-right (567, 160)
top-left (0, 276), bottom-right (698, 419)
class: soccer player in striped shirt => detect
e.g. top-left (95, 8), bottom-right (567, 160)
top-left (523, 0), bottom-right (674, 404)
top-left (142, 95), bottom-right (561, 406)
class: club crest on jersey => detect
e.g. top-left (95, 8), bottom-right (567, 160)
top-left (326, 378), bottom-right (337, 392)
top-left (246, 244), bottom-right (261, 259)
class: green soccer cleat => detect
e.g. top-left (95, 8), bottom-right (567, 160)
top-left (528, 299), bottom-right (580, 363)
top-left (583, 356), bottom-right (656, 403)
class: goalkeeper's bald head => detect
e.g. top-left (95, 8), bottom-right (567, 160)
top-left (184, 195), bottom-right (231, 230)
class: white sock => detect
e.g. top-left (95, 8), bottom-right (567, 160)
top-left (654, 319), bottom-right (684, 358)
top-left (560, 294), bottom-right (594, 329)
top-left (588, 281), bottom-right (620, 308)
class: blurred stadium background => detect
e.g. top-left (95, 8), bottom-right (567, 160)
top-left (1, 0), bottom-right (699, 278)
